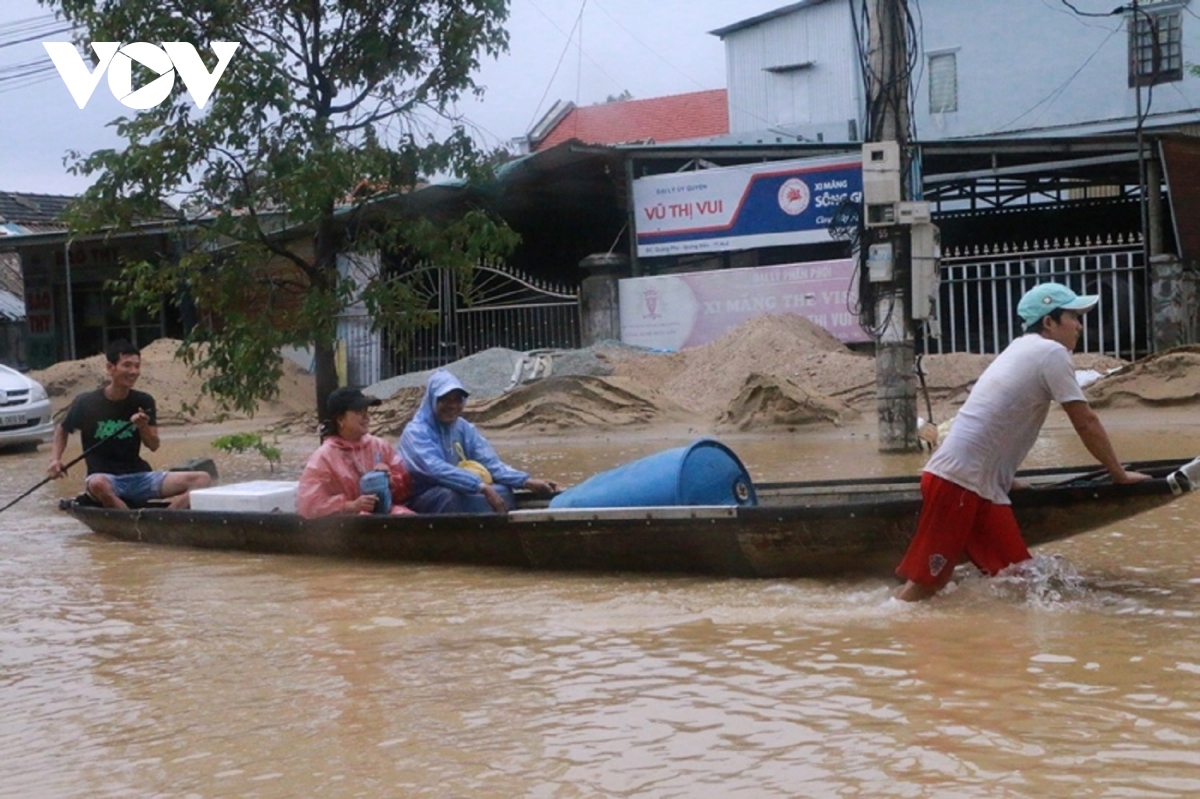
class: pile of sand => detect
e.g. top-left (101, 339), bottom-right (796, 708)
top-left (419, 314), bottom-right (873, 432)
top-left (473, 314), bottom-right (1142, 431)
top-left (466, 375), bottom-right (691, 431)
top-left (598, 314), bottom-right (987, 427)
top-left (31, 339), bottom-right (316, 425)
top-left (599, 313), bottom-right (866, 416)
top-left (717, 373), bottom-right (860, 431)
top-left (29, 318), bottom-right (1192, 436)
top-left (1086, 346), bottom-right (1200, 407)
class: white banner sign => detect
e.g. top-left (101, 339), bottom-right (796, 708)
top-left (632, 155), bottom-right (863, 257)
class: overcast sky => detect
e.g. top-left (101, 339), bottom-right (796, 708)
top-left (0, 0), bottom-right (787, 196)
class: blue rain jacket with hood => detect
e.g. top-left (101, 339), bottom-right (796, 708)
top-left (399, 370), bottom-right (530, 496)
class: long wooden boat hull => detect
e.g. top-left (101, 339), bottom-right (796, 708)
top-left (60, 457), bottom-right (1200, 578)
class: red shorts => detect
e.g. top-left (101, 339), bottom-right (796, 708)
top-left (895, 472), bottom-right (1031, 589)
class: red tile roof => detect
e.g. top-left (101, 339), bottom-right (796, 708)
top-left (532, 89), bottom-right (728, 151)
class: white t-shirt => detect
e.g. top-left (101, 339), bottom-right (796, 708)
top-left (926, 334), bottom-right (1086, 504)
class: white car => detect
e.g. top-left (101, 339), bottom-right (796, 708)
top-left (0, 363), bottom-right (55, 450)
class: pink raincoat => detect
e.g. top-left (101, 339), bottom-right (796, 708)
top-left (296, 433), bottom-right (414, 518)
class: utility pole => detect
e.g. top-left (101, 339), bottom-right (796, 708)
top-left (862, 0), bottom-right (920, 452)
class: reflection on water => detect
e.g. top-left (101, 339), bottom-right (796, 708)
top-left (0, 421), bottom-right (1198, 797)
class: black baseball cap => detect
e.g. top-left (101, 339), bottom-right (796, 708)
top-left (327, 386), bottom-right (382, 416)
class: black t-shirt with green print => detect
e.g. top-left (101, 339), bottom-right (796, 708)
top-left (61, 388), bottom-right (156, 475)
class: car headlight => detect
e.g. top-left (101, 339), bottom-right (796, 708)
top-left (30, 382), bottom-right (48, 402)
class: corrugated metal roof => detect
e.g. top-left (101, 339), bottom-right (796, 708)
top-left (709, 0), bottom-right (832, 38)
top-left (493, 139), bottom-right (620, 181)
top-left (0, 220), bottom-right (69, 235)
top-left (0, 289), bottom-right (24, 321)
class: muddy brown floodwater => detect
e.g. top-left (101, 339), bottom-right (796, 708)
top-left (2, 406), bottom-right (1200, 798)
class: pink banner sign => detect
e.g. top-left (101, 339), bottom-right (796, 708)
top-left (618, 259), bottom-right (867, 350)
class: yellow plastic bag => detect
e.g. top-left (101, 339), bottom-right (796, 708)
top-left (455, 442), bottom-right (493, 484)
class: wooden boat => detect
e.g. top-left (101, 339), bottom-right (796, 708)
top-left (60, 457), bottom-right (1199, 578)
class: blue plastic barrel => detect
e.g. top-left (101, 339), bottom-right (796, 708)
top-left (549, 439), bottom-right (757, 509)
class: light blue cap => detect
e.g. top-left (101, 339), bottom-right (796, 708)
top-left (1017, 282), bottom-right (1098, 326)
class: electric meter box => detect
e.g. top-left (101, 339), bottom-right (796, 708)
top-left (862, 141), bottom-right (901, 206)
top-left (910, 223), bottom-right (941, 320)
top-left (867, 242), bottom-right (895, 282)
top-left (897, 201), bottom-right (931, 225)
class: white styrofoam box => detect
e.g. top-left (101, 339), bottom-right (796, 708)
top-left (190, 480), bottom-right (299, 513)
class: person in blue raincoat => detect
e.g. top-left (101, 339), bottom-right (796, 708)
top-left (399, 370), bottom-right (560, 513)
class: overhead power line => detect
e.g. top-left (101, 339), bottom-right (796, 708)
top-left (524, 0), bottom-right (588, 132)
top-left (995, 25), bottom-right (1120, 133)
top-left (1058, 0), bottom-right (1122, 16)
top-left (0, 13), bottom-right (72, 47)
top-left (0, 13), bottom-right (75, 94)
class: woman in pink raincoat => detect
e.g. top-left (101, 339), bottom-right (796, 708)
top-left (297, 387), bottom-right (415, 518)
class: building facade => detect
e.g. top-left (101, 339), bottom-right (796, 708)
top-left (713, 0), bottom-right (863, 144)
top-left (915, 0), bottom-right (1200, 139)
top-left (713, 0), bottom-right (1200, 142)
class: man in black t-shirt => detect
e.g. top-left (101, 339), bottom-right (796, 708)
top-left (47, 340), bottom-right (212, 509)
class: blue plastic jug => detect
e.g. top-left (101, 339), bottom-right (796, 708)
top-left (359, 469), bottom-right (391, 514)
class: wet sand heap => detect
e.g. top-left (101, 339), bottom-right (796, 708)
top-left (467, 375), bottom-right (690, 432)
top-left (1085, 345), bottom-right (1200, 407)
top-left (27, 318), bottom-right (1196, 435)
top-left (30, 339), bottom-right (316, 425)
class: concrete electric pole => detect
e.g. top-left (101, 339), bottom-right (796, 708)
top-left (862, 0), bottom-right (937, 453)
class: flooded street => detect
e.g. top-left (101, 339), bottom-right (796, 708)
top-left (2, 410), bottom-right (1199, 797)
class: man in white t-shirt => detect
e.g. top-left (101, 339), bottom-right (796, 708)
top-left (895, 282), bottom-right (1151, 601)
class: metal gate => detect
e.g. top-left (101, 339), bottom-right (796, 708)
top-left (923, 234), bottom-right (1149, 361)
top-left (385, 262), bottom-right (581, 376)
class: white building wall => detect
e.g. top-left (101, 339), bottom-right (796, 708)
top-left (915, 0), bottom-right (1200, 139)
top-left (719, 0), bottom-right (1200, 142)
top-left (723, 0), bottom-right (862, 141)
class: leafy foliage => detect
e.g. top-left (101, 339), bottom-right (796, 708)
top-left (211, 432), bottom-right (282, 472)
top-left (44, 0), bottom-right (518, 417)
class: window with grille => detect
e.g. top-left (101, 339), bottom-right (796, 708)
top-left (1128, 9), bottom-right (1183, 87)
top-left (928, 52), bottom-right (957, 113)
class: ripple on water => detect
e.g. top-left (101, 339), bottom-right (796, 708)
top-left (2, 431), bottom-right (1200, 796)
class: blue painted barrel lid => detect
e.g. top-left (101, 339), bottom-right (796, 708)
top-left (549, 438), bottom-right (757, 509)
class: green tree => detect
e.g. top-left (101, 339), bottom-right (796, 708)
top-left (44, 0), bottom-right (519, 418)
